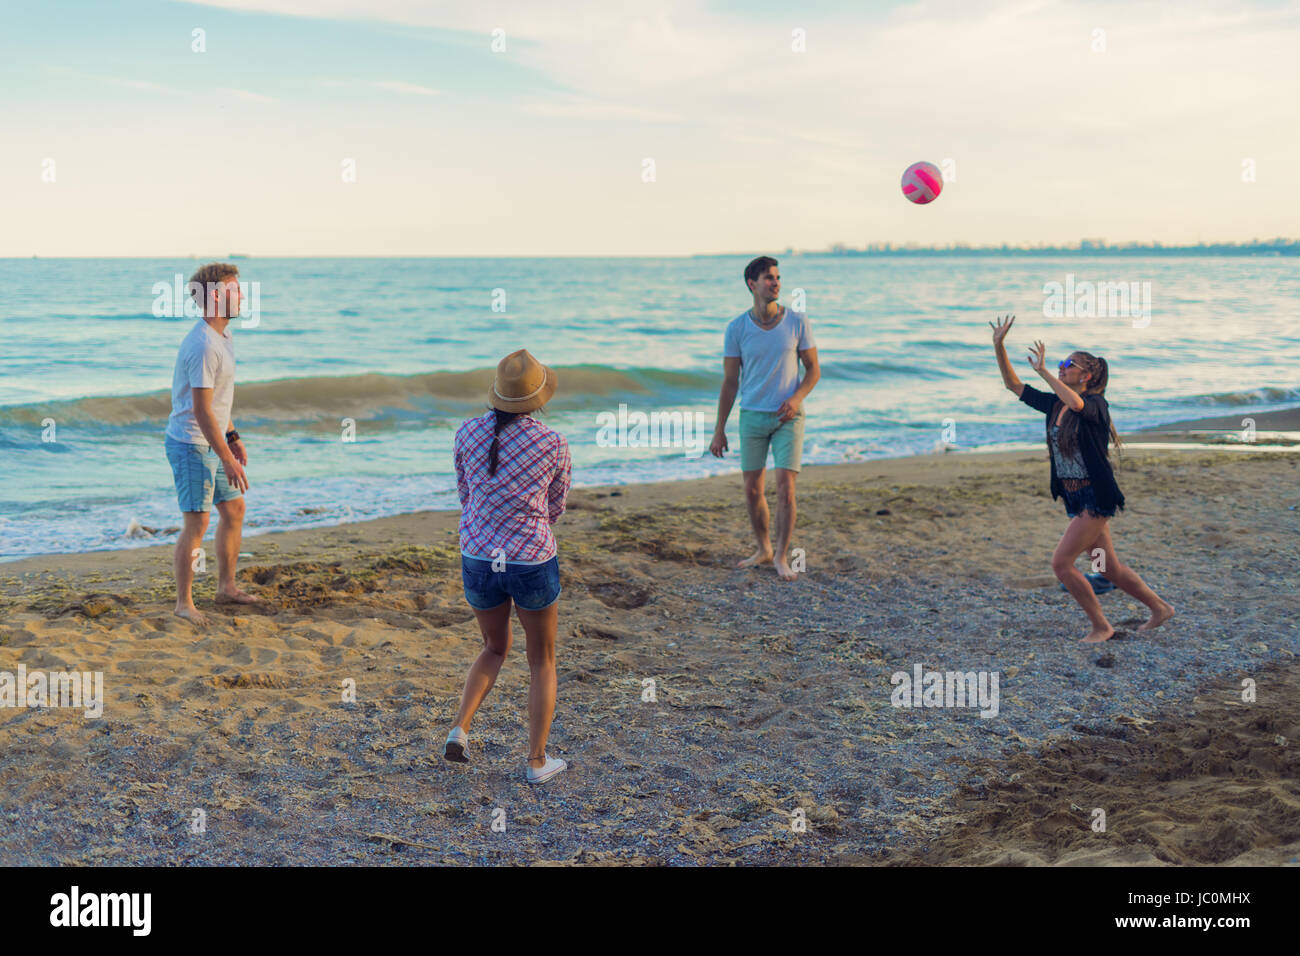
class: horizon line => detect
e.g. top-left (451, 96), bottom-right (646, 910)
top-left (7, 240), bottom-right (1299, 261)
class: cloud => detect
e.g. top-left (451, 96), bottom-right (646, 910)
top-left (221, 87), bottom-right (275, 102)
top-left (520, 97), bottom-right (681, 123)
top-left (317, 78), bottom-right (441, 96)
top-left (370, 80), bottom-right (441, 96)
top-left (45, 66), bottom-right (179, 94)
top-left (168, 0), bottom-right (1300, 148)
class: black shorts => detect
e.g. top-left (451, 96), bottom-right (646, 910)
top-left (1062, 483), bottom-right (1115, 519)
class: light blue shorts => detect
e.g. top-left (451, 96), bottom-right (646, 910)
top-left (165, 436), bottom-right (242, 513)
top-left (739, 408), bottom-right (806, 472)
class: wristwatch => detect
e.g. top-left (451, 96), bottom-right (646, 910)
top-left (225, 429), bottom-right (240, 444)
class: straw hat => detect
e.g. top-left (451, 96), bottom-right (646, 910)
top-left (489, 349), bottom-right (557, 413)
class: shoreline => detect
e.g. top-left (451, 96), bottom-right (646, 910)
top-left (4, 408), bottom-right (1299, 569)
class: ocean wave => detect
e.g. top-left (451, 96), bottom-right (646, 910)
top-left (46, 312), bottom-right (190, 322)
top-left (819, 358), bottom-right (944, 381)
top-left (0, 364), bottom-right (721, 428)
top-left (1183, 387), bottom-right (1300, 407)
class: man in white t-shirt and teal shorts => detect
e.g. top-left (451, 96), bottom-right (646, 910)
top-left (709, 256), bottom-right (821, 582)
top-left (163, 263), bottom-right (259, 624)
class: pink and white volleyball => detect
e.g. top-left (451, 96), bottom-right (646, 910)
top-left (901, 161), bottom-right (943, 204)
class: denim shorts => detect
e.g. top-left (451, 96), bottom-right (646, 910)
top-left (1062, 484), bottom-right (1115, 519)
top-left (461, 555), bottom-right (561, 611)
top-left (165, 436), bottom-right (242, 513)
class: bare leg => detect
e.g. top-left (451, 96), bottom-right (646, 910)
top-left (214, 496), bottom-right (258, 603)
top-left (452, 600), bottom-right (513, 734)
top-left (173, 511), bottom-right (210, 625)
top-left (1051, 514), bottom-right (1114, 643)
top-left (516, 601), bottom-right (558, 769)
top-left (772, 468), bottom-right (798, 581)
top-left (738, 469), bottom-right (774, 567)
top-left (1094, 524), bottom-right (1175, 630)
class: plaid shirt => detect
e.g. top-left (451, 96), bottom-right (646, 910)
top-left (454, 412), bottom-right (571, 562)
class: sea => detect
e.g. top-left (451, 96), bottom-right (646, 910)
top-left (1, 255), bottom-right (1296, 561)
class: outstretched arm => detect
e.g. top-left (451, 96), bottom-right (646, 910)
top-left (990, 314), bottom-right (1023, 397)
top-left (1026, 340), bottom-right (1085, 412)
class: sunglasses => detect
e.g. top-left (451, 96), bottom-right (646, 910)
top-left (1058, 359), bottom-right (1077, 371)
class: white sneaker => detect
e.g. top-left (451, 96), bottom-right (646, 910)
top-left (526, 755), bottom-right (567, 785)
top-left (444, 726), bottom-right (469, 763)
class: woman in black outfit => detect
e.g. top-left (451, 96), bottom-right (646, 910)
top-left (991, 315), bottom-right (1175, 643)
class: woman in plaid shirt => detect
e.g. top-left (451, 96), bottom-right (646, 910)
top-left (444, 350), bottom-right (572, 785)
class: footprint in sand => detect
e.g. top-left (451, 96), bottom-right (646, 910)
top-left (420, 608), bottom-right (476, 628)
top-left (586, 582), bottom-right (652, 609)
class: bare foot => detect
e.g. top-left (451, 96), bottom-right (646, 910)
top-left (737, 549), bottom-right (774, 569)
top-left (1081, 625), bottom-right (1115, 643)
top-left (174, 604), bottom-right (208, 626)
top-left (1138, 601), bottom-right (1175, 631)
top-left (773, 558), bottom-right (799, 582)
top-left (215, 588), bottom-right (262, 605)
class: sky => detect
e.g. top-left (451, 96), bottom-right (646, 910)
top-left (1, 0), bottom-right (1297, 256)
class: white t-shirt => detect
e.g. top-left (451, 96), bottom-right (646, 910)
top-left (723, 307), bottom-right (816, 412)
top-left (165, 320), bottom-right (236, 445)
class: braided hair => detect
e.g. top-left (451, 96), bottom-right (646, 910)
top-left (487, 407), bottom-right (525, 476)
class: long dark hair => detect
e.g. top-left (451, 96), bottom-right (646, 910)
top-left (1057, 352), bottom-right (1121, 457)
top-left (487, 407), bottom-right (525, 476)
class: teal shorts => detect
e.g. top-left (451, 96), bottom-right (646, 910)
top-left (165, 436), bottom-right (242, 513)
top-left (739, 408), bottom-right (806, 472)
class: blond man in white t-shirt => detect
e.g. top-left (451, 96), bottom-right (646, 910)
top-left (163, 263), bottom-right (258, 624)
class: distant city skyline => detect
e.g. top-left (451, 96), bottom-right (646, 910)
top-left (797, 237), bottom-right (1300, 255)
top-left (11, 236), bottom-right (1299, 260)
top-left (4, 0), bottom-right (1298, 257)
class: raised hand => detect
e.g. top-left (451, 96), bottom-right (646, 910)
top-left (989, 314), bottom-right (1015, 346)
top-left (1027, 340), bottom-right (1047, 373)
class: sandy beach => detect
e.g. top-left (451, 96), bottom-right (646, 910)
top-left (1, 440), bottom-right (1298, 866)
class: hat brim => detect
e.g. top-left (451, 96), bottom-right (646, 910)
top-left (489, 365), bottom-right (557, 413)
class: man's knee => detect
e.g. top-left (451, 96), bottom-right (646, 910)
top-left (217, 497), bottom-right (245, 522)
top-left (183, 512), bottom-right (210, 535)
top-left (775, 471), bottom-right (797, 502)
